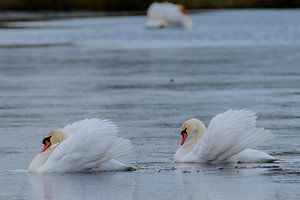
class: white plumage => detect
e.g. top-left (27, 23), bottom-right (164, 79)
top-left (28, 119), bottom-right (134, 172)
top-left (146, 2), bottom-right (192, 28)
top-left (174, 110), bottom-right (277, 163)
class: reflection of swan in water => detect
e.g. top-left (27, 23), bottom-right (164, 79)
top-left (176, 163), bottom-right (277, 200)
top-left (28, 173), bottom-right (135, 200)
top-left (146, 2), bottom-right (192, 28)
top-left (175, 110), bottom-right (278, 163)
top-left (28, 119), bottom-right (135, 172)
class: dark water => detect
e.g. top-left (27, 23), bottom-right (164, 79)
top-left (0, 10), bottom-right (299, 200)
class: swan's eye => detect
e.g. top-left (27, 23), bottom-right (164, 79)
top-left (181, 128), bottom-right (187, 135)
top-left (42, 136), bottom-right (51, 145)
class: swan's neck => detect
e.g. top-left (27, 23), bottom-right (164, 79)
top-left (43, 147), bottom-right (55, 160)
top-left (189, 121), bottom-right (207, 145)
top-left (174, 120), bottom-right (207, 162)
top-left (28, 148), bottom-right (54, 172)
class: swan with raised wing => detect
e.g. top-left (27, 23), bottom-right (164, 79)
top-left (175, 110), bottom-right (278, 163)
top-left (28, 118), bottom-right (135, 172)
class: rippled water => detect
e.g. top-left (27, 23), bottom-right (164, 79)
top-left (0, 10), bottom-right (299, 200)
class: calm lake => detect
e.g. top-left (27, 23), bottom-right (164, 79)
top-left (0, 9), bottom-right (299, 200)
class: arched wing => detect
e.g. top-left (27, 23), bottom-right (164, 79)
top-left (192, 110), bottom-right (273, 163)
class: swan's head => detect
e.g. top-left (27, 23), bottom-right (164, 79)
top-left (177, 4), bottom-right (188, 15)
top-left (40, 129), bottom-right (68, 153)
top-left (180, 118), bottom-right (204, 145)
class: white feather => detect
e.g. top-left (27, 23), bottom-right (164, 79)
top-left (29, 119), bottom-right (132, 172)
top-left (175, 110), bottom-right (276, 163)
top-left (146, 2), bottom-right (192, 28)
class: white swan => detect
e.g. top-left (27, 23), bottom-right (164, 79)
top-left (28, 119), bottom-right (135, 172)
top-left (146, 2), bottom-right (192, 28)
top-left (174, 110), bottom-right (278, 163)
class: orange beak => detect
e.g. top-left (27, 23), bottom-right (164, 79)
top-left (181, 133), bottom-right (188, 145)
top-left (41, 140), bottom-right (51, 153)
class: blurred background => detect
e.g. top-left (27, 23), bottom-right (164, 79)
top-left (0, 0), bottom-right (300, 11)
top-left (0, 1), bottom-right (300, 200)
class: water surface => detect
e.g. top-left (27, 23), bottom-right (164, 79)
top-left (0, 10), bottom-right (299, 200)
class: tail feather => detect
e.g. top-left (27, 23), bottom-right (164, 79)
top-left (98, 138), bottom-right (132, 163)
top-left (216, 128), bottom-right (273, 162)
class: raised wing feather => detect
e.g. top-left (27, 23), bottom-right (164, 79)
top-left (39, 119), bottom-right (131, 172)
top-left (193, 110), bottom-right (273, 163)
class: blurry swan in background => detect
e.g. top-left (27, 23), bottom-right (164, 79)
top-left (28, 119), bottom-right (135, 172)
top-left (175, 110), bottom-right (278, 163)
top-left (146, 2), bottom-right (192, 28)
